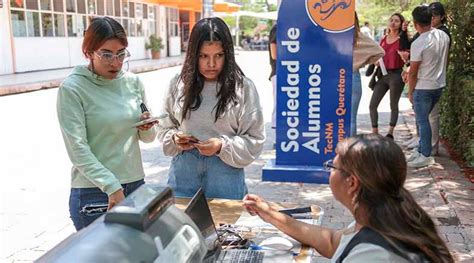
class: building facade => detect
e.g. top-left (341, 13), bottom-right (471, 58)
top-left (0, 0), bottom-right (206, 75)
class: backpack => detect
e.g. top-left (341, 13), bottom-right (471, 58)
top-left (335, 227), bottom-right (429, 262)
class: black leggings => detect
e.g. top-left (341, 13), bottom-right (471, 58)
top-left (369, 70), bottom-right (404, 128)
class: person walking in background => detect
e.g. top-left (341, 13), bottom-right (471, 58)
top-left (351, 13), bottom-right (385, 136)
top-left (268, 23), bottom-right (277, 130)
top-left (360, 21), bottom-right (373, 40)
top-left (57, 17), bottom-right (158, 231)
top-left (369, 13), bottom-right (409, 139)
top-left (243, 135), bottom-right (453, 262)
top-left (157, 17), bottom-right (265, 200)
top-left (406, 5), bottom-right (450, 168)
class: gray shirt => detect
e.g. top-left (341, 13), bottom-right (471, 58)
top-left (157, 76), bottom-right (265, 168)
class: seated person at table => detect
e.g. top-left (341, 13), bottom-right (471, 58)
top-left (243, 134), bottom-right (453, 262)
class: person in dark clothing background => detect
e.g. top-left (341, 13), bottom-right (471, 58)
top-left (268, 24), bottom-right (277, 130)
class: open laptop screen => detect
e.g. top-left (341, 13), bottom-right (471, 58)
top-left (184, 188), bottom-right (219, 251)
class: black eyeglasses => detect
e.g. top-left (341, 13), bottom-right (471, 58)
top-left (94, 49), bottom-right (130, 64)
top-left (323, 159), bottom-right (342, 172)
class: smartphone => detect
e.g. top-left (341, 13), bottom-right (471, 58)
top-left (176, 133), bottom-right (200, 144)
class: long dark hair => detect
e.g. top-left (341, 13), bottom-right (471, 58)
top-left (354, 12), bottom-right (360, 46)
top-left (82, 17), bottom-right (127, 57)
top-left (388, 13), bottom-right (410, 50)
top-left (178, 17), bottom-right (245, 122)
top-left (336, 135), bottom-right (453, 262)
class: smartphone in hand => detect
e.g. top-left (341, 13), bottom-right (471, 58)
top-left (176, 133), bottom-right (200, 144)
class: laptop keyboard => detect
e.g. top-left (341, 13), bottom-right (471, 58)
top-left (224, 249), bottom-right (264, 263)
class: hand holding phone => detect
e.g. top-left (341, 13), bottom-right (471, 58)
top-left (174, 132), bottom-right (200, 150)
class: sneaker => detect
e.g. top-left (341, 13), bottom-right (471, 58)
top-left (406, 138), bottom-right (419, 149)
top-left (407, 154), bottom-right (435, 168)
top-left (386, 133), bottom-right (394, 140)
top-left (406, 151), bottom-right (420, 162)
top-left (402, 137), bottom-right (418, 147)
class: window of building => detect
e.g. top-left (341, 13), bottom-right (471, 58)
top-left (54, 14), bottom-right (66, 36)
top-left (66, 15), bottom-right (86, 37)
top-left (10, 0), bottom-right (160, 39)
top-left (41, 13), bottom-right (53, 36)
top-left (122, 18), bottom-right (129, 34)
top-left (87, 0), bottom-right (96, 14)
top-left (135, 3), bottom-right (141, 19)
top-left (106, 0), bottom-right (113, 16)
top-left (77, 0), bottom-right (86, 14)
top-left (10, 0), bottom-right (24, 8)
top-left (148, 4), bottom-right (154, 20)
top-left (129, 18), bottom-right (136, 36)
top-left (40, 0), bottom-right (51, 10)
top-left (129, 2), bottom-right (134, 17)
top-left (121, 0), bottom-right (128, 17)
top-left (25, 0), bottom-right (38, 10)
top-left (53, 0), bottom-right (63, 12)
top-left (11, 10), bottom-right (27, 37)
top-left (26, 11), bottom-right (41, 36)
top-left (95, 0), bottom-right (103, 15)
top-left (66, 0), bottom-right (75, 12)
top-left (168, 7), bottom-right (179, 37)
top-left (136, 18), bottom-right (143, 36)
top-left (114, 0), bottom-right (120, 17)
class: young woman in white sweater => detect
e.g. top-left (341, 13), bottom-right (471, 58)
top-left (157, 17), bottom-right (265, 199)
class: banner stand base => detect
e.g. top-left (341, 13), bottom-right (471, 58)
top-left (262, 159), bottom-right (330, 184)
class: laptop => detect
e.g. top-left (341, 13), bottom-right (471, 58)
top-left (184, 188), bottom-right (264, 263)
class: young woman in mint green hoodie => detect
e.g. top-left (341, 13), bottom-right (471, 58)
top-left (57, 17), bottom-right (158, 231)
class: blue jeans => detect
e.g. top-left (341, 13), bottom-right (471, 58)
top-left (413, 89), bottom-right (443, 157)
top-left (69, 179), bottom-right (145, 231)
top-left (168, 149), bottom-right (247, 200)
top-left (351, 71), bottom-right (362, 136)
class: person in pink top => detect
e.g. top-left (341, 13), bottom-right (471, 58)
top-left (369, 13), bottom-right (409, 139)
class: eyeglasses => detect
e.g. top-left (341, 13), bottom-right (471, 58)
top-left (323, 159), bottom-right (342, 172)
top-left (94, 49), bottom-right (130, 64)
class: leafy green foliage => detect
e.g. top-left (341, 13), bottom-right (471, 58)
top-left (440, 0), bottom-right (474, 166)
top-left (145, 35), bottom-right (163, 52)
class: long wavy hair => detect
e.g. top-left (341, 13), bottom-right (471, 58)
top-left (178, 17), bottom-right (245, 122)
top-left (388, 13), bottom-right (410, 50)
top-left (336, 134), bottom-right (453, 262)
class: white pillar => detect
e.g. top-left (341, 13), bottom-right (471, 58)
top-left (0, 0), bottom-right (15, 75)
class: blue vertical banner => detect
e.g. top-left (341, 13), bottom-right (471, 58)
top-left (263, 0), bottom-right (354, 183)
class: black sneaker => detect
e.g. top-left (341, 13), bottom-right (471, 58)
top-left (386, 133), bottom-right (394, 140)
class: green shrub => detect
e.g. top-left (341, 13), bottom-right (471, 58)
top-left (440, 0), bottom-right (474, 166)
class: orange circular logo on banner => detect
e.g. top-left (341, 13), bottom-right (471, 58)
top-left (306, 0), bottom-right (354, 32)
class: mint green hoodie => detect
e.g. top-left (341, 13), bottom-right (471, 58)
top-left (57, 66), bottom-right (157, 195)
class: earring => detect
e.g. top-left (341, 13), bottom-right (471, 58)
top-left (124, 61), bottom-right (130, 72)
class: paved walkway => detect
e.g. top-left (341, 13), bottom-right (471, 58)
top-left (1, 55), bottom-right (472, 262)
top-left (0, 56), bottom-right (185, 96)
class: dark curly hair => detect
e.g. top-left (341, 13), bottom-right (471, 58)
top-left (178, 17), bottom-right (245, 122)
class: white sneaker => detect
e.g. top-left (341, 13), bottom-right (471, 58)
top-left (406, 151), bottom-right (420, 162)
top-left (402, 137), bottom-right (418, 147)
top-left (407, 154), bottom-right (435, 168)
top-left (406, 138), bottom-right (420, 149)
